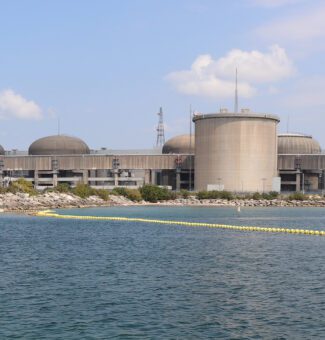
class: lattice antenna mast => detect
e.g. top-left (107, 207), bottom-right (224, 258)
top-left (156, 107), bottom-right (165, 147)
top-left (234, 68), bottom-right (238, 113)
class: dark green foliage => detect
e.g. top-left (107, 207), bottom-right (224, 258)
top-left (196, 190), bottom-right (233, 200)
top-left (56, 183), bottom-right (109, 201)
top-left (110, 187), bottom-right (142, 202)
top-left (72, 183), bottom-right (95, 198)
top-left (111, 187), bottom-right (128, 196)
top-left (139, 184), bottom-right (172, 203)
top-left (288, 192), bottom-right (306, 201)
top-left (125, 189), bottom-right (142, 202)
top-left (180, 189), bottom-right (190, 198)
top-left (261, 191), bottom-right (279, 200)
top-left (196, 191), bottom-right (210, 199)
top-left (7, 178), bottom-right (38, 195)
top-left (55, 183), bottom-right (71, 193)
top-left (94, 189), bottom-right (109, 201)
top-left (239, 191), bottom-right (279, 200)
top-left (252, 192), bottom-right (262, 200)
top-left (267, 191), bottom-right (279, 199)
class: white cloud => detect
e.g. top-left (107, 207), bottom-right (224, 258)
top-left (256, 3), bottom-right (325, 43)
top-left (249, 0), bottom-right (305, 8)
top-left (0, 89), bottom-right (42, 120)
top-left (215, 45), bottom-right (295, 82)
top-left (166, 45), bottom-right (294, 99)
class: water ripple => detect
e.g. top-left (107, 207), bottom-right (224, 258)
top-left (0, 207), bottom-right (324, 339)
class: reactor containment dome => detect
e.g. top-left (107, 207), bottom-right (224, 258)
top-left (278, 133), bottom-right (321, 154)
top-left (29, 135), bottom-right (90, 156)
top-left (162, 134), bottom-right (195, 154)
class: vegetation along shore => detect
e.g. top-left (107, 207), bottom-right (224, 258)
top-left (1, 179), bottom-right (325, 212)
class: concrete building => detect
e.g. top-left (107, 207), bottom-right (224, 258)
top-left (0, 134), bottom-right (193, 190)
top-left (193, 110), bottom-right (280, 192)
top-left (160, 135), bottom-right (194, 191)
top-left (278, 133), bottom-right (323, 192)
top-left (0, 110), bottom-right (325, 193)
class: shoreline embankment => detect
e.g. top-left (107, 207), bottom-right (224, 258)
top-left (2, 192), bottom-right (325, 213)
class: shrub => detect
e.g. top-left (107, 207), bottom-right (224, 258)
top-left (111, 187), bottom-right (128, 196)
top-left (252, 192), bottom-right (262, 200)
top-left (196, 190), bottom-right (233, 200)
top-left (125, 189), bottom-right (142, 202)
top-left (55, 183), bottom-right (71, 193)
top-left (196, 191), bottom-right (209, 200)
top-left (110, 187), bottom-right (142, 201)
top-left (288, 192), bottom-right (306, 201)
top-left (180, 189), bottom-right (190, 199)
top-left (94, 189), bottom-right (109, 201)
top-left (219, 191), bottom-right (234, 200)
top-left (8, 178), bottom-right (38, 195)
top-left (72, 183), bottom-right (95, 198)
top-left (268, 191), bottom-right (279, 199)
top-left (0, 186), bottom-right (8, 194)
top-left (169, 191), bottom-right (177, 200)
top-left (140, 184), bottom-right (172, 203)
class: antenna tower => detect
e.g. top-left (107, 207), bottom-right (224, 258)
top-left (234, 68), bottom-right (238, 113)
top-left (156, 107), bottom-right (165, 147)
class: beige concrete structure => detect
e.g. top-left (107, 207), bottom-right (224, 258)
top-left (193, 112), bottom-right (280, 192)
top-left (278, 133), bottom-right (321, 155)
top-left (0, 154), bottom-right (194, 190)
top-left (29, 135), bottom-right (90, 155)
top-left (162, 134), bottom-right (195, 154)
top-left (2, 123), bottom-right (325, 193)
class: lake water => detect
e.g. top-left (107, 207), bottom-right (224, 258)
top-left (0, 206), bottom-right (324, 339)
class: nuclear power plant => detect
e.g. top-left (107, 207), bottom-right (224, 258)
top-left (0, 107), bottom-right (324, 193)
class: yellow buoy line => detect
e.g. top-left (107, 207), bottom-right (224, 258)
top-left (34, 210), bottom-right (325, 236)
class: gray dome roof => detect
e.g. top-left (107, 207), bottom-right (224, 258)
top-left (0, 144), bottom-right (4, 155)
top-left (278, 133), bottom-right (321, 154)
top-left (162, 134), bottom-right (195, 154)
top-left (29, 135), bottom-right (90, 155)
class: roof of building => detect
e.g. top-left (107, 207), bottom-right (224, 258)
top-left (278, 133), bottom-right (321, 154)
top-left (0, 144), bottom-right (4, 155)
top-left (28, 135), bottom-right (90, 155)
top-left (162, 134), bottom-right (195, 154)
top-left (192, 112), bottom-right (280, 123)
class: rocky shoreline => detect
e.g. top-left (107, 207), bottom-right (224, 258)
top-left (2, 192), bottom-right (325, 213)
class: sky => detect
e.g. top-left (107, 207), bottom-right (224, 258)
top-left (0, 0), bottom-right (325, 150)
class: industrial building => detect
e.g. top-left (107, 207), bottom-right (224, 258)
top-left (193, 111), bottom-right (279, 192)
top-left (0, 108), bottom-right (324, 193)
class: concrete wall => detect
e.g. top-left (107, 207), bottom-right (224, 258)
top-left (194, 113), bottom-right (279, 192)
top-left (278, 154), bottom-right (325, 170)
top-left (0, 154), bottom-right (194, 171)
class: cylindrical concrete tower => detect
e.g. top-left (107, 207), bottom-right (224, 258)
top-left (193, 112), bottom-right (280, 192)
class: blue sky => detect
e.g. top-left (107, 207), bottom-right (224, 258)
top-left (0, 0), bottom-right (325, 150)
